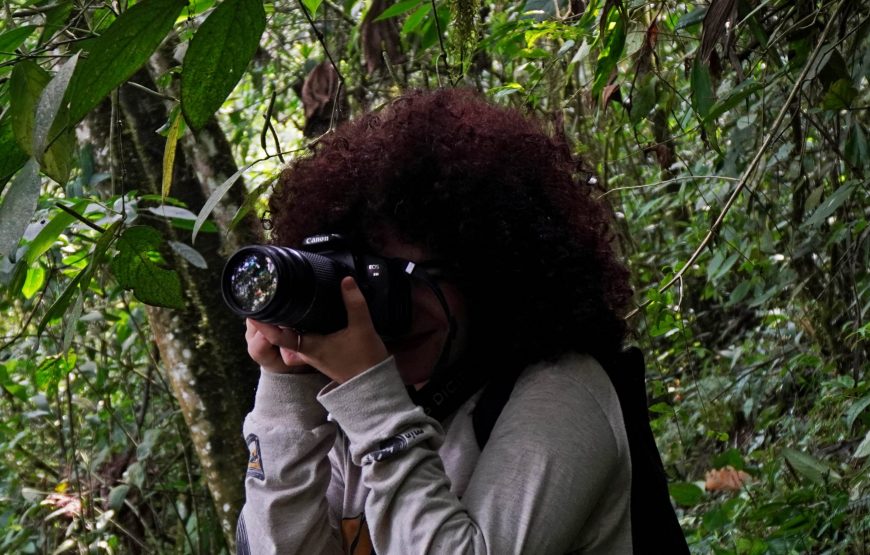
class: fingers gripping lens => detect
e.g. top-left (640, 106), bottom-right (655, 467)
top-left (229, 252), bottom-right (278, 312)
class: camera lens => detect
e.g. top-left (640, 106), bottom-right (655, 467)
top-left (228, 251), bottom-right (278, 312)
top-left (222, 245), bottom-right (351, 333)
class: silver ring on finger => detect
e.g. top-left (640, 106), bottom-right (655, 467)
top-left (296, 332), bottom-right (303, 353)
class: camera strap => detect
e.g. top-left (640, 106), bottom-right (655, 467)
top-left (402, 261), bottom-right (457, 374)
top-left (406, 357), bottom-right (489, 423)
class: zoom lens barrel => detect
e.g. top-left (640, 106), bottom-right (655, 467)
top-left (221, 245), bottom-right (351, 333)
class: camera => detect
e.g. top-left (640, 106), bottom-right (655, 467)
top-left (221, 234), bottom-right (413, 337)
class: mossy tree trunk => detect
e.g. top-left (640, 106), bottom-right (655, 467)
top-left (84, 64), bottom-right (261, 549)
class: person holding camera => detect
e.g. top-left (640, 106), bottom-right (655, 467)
top-left (234, 89), bottom-right (635, 554)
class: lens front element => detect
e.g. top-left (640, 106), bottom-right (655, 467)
top-left (229, 252), bottom-right (278, 312)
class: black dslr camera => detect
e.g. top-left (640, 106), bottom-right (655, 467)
top-left (221, 235), bottom-right (414, 337)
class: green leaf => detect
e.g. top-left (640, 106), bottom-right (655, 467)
top-left (675, 7), bottom-right (707, 29)
top-left (0, 25), bottom-right (37, 57)
top-left (854, 431), bottom-right (870, 459)
top-left (0, 117), bottom-right (29, 188)
top-left (846, 395), bottom-right (870, 430)
top-left (37, 269), bottom-right (85, 338)
top-left (845, 121), bottom-right (868, 170)
top-left (0, 158), bottom-right (40, 259)
top-left (229, 174), bottom-right (276, 231)
top-left (629, 75), bottom-right (656, 125)
top-left (192, 163), bottom-right (252, 244)
top-left (374, 0), bottom-right (422, 22)
top-left (168, 240), bottom-right (208, 269)
top-left (704, 79), bottom-right (764, 123)
top-left (592, 12), bottom-right (625, 97)
top-left (29, 60), bottom-right (77, 186)
top-left (24, 201), bottom-right (89, 266)
top-left (21, 264), bottom-right (46, 299)
top-left (783, 448), bottom-right (840, 484)
top-left (67, 0), bottom-right (187, 124)
top-left (181, 0), bottom-right (266, 131)
top-left (691, 58), bottom-right (715, 119)
top-left (0, 362), bottom-right (28, 402)
top-left (161, 110), bottom-right (184, 201)
top-left (802, 181), bottom-right (857, 228)
top-left (111, 225), bottom-right (184, 309)
top-left (713, 448), bottom-right (746, 471)
top-left (669, 482), bottom-right (704, 506)
top-left (821, 78), bottom-right (858, 110)
top-left (37, 2), bottom-right (74, 46)
top-left (301, 0), bottom-right (323, 17)
top-left (107, 484), bottom-right (130, 512)
top-left (9, 60), bottom-right (76, 184)
top-left (402, 2), bottom-right (432, 34)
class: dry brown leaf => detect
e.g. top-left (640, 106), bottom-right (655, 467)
top-left (705, 465), bottom-right (751, 492)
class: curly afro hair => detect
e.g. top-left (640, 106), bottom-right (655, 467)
top-left (269, 88), bottom-right (632, 369)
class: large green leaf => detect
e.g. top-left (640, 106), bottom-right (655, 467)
top-left (0, 158), bottom-right (40, 259)
top-left (10, 60), bottom-right (76, 184)
top-left (24, 200), bottom-right (90, 265)
top-left (67, 0), bottom-right (187, 124)
top-left (592, 9), bottom-right (625, 97)
top-left (0, 25), bottom-right (37, 58)
top-left (181, 0), bottom-right (266, 130)
top-left (690, 58), bottom-right (715, 119)
top-left (0, 117), bottom-right (28, 189)
top-left (110, 225), bottom-right (184, 309)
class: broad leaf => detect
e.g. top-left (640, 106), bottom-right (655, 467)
top-left (181, 0), bottom-right (266, 131)
top-left (691, 58), bottom-right (714, 119)
top-left (10, 60), bottom-right (76, 183)
top-left (32, 53), bottom-right (78, 164)
top-left (24, 200), bottom-right (90, 265)
top-left (192, 163), bottom-right (252, 244)
top-left (592, 10), bottom-right (625, 97)
top-left (67, 0), bottom-right (187, 124)
top-left (111, 225), bottom-right (184, 309)
top-left (669, 482), bottom-right (704, 506)
top-left (704, 79), bottom-right (764, 123)
top-left (783, 448), bottom-right (840, 484)
top-left (0, 158), bottom-right (40, 259)
top-left (168, 240), bottom-right (208, 269)
top-left (301, 0), bottom-right (323, 17)
top-left (0, 118), bottom-right (28, 188)
top-left (162, 111), bottom-right (184, 200)
top-left (0, 25), bottom-right (37, 58)
top-left (854, 431), bottom-right (870, 459)
top-left (374, 0), bottom-right (421, 22)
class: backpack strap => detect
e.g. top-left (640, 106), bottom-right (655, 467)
top-left (471, 348), bottom-right (689, 554)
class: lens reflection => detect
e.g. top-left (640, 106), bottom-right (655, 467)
top-left (230, 253), bottom-right (278, 312)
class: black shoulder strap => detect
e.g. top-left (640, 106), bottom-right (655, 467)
top-left (471, 348), bottom-right (689, 554)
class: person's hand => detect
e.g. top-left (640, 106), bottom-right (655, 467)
top-left (246, 277), bottom-right (389, 383)
top-left (245, 318), bottom-right (311, 374)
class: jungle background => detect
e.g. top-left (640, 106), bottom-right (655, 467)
top-left (0, 0), bottom-right (867, 552)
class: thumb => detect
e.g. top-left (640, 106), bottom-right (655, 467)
top-left (341, 277), bottom-right (373, 329)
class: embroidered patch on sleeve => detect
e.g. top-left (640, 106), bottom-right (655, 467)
top-left (361, 427), bottom-right (427, 465)
top-left (245, 434), bottom-right (265, 480)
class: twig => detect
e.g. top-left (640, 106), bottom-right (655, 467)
top-left (56, 203), bottom-right (107, 234)
top-left (126, 81), bottom-right (178, 103)
top-left (625, 0), bottom-right (847, 320)
top-left (597, 175), bottom-right (740, 197)
top-left (430, 0), bottom-right (452, 86)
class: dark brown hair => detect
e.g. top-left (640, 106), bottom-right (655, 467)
top-left (270, 88), bottom-right (632, 367)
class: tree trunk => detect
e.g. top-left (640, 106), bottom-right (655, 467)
top-left (84, 66), bottom-right (261, 549)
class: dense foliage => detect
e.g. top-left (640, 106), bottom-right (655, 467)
top-left (0, 0), bottom-right (867, 553)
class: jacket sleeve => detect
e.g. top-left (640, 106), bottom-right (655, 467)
top-left (317, 356), bottom-right (631, 555)
top-left (236, 370), bottom-right (344, 555)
